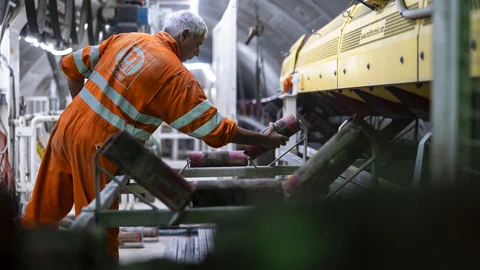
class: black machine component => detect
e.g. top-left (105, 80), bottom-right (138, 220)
top-left (113, 3), bottom-right (149, 34)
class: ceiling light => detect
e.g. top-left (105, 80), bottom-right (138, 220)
top-left (22, 36), bottom-right (72, 56)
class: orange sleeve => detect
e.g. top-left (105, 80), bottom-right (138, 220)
top-left (60, 34), bottom-right (121, 80)
top-left (162, 80), bottom-right (237, 148)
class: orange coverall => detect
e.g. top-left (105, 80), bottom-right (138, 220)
top-left (22, 32), bottom-right (237, 259)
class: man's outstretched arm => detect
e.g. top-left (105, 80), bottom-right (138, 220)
top-left (231, 126), bottom-right (288, 149)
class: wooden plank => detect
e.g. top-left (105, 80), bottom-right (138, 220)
top-left (198, 229), bottom-right (208, 262)
top-left (194, 236), bottom-right (200, 264)
top-left (206, 229), bottom-right (215, 253)
top-left (163, 237), bottom-right (178, 261)
top-left (185, 236), bottom-right (194, 264)
top-left (176, 237), bottom-right (187, 264)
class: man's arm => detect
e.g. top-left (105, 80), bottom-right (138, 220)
top-left (67, 79), bottom-right (84, 100)
top-left (231, 126), bottom-right (288, 149)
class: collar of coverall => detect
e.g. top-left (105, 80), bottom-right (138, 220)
top-left (154, 32), bottom-right (181, 60)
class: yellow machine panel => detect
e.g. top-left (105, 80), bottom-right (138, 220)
top-left (418, 0), bottom-right (433, 82)
top-left (279, 34), bottom-right (306, 89)
top-left (295, 7), bottom-right (352, 92)
top-left (278, 0), bottom-right (479, 119)
top-left (338, 0), bottom-right (421, 89)
top-left (471, 5), bottom-right (480, 77)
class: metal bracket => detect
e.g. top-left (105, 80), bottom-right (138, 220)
top-left (270, 119), bottom-right (309, 166)
top-left (325, 122), bottom-right (380, 199)
top-left (412, 132), bottom-right (432, 190)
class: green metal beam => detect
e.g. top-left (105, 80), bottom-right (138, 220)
top-left (178, 166), bottom-right (300, 178)
top-left (431, 0), bottom-right (472, 186)
top-left (70, 176), bottom-right (128, 229)
top-left (97, 207), bottom-right (255, 227)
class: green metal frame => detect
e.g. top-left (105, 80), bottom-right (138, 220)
top-left (431, 0), bottom-right (472, 185)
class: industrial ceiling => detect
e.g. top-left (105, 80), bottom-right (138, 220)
top-left (18, 0), bottom-right (352, 101)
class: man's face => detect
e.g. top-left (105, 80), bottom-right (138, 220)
top-left (178, 29), bottom-right (206, 62)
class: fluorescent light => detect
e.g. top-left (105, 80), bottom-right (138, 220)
top-left (184, 63), bottom-right (216, 82)
top-left (84, 23), bottom-right (88, 30)
top-left (40, 42), bottom-right (49, 50)
top-left (190, 0), bottom-right (199, 14)
top-left (50, 47), bottom-right (72, 56)
top-left (23, 36), bottom-right (71, 56)
top-left (24, 36), bottom-right (37, 43)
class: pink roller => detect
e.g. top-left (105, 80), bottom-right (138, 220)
top-left (244, 115), bottom-right (302, 160)
top-left (189, 151), bottom-right (248, 167)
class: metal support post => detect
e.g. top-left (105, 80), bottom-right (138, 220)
top-left (412, 132), bottom-right (433, 190)
top-left (431, 0), bottom-right (472, 186)
top-left (277, 93), bottom-right (298, 163)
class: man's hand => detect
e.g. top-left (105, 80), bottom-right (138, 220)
top-left (262, 122), bottom-right (288, 149)
top-left (262, 131), bottom-right (288, 149)
top-left (231, 125), bottom-right (288, 149)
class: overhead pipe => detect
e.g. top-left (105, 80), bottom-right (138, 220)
top-left (396, 0), bottom-right (433, 19)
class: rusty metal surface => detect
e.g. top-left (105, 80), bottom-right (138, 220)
top-left (282, 115), bottom-right (376, 198)
top-left (353, 89), bottom-right (416, 119)
top-left (244, 115), bottom-right (302, 160)
top-left (100, 131), bottom-right (194, 212)
top-left (189, 151), bottom-right (248, 167)
top-left (385, 86), bottom-right (430, 121)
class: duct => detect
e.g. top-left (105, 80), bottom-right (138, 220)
top-left (396, 0), bottom-right (433, 19)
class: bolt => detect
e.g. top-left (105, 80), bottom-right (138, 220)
top-left (420, 51), bottom-right (424, 60)
top-left (343, 68), bottom-right (346, 74)
top-left (472, 39), bottom-right (477, 51)
top-left (334, 71), bottom-right (337, 76)
top-left (307, 77), bottom-right (310, 80)
top-left (319, 74), bottom-right (322, 78)
top-left (367, 63), bottom-right (370, 70)
top-left (400, 56), bottom-right (404, 64)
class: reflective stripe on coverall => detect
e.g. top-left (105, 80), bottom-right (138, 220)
top-left (22, 32), bottom-right (237, 259)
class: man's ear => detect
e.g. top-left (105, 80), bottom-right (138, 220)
top-left (180, 29), bottom-right (189, 42)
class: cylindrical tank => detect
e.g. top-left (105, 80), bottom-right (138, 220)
top-left (189, 151), bottom-right (248, 167)
top-left (244, 115), bottom-right (302, 160)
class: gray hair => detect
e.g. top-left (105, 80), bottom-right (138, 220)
top-left (163, 10), bottom-right (208, 40)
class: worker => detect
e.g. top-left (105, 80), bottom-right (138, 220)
top-left (21, 10), bottom-right (288, 260)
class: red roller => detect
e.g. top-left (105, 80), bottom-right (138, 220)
top-left (244, 115), bottom-right (302, 160)
top-left (189, 151), bottom-right (248, 167)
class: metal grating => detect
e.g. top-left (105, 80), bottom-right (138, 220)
top-left (296, 37), bottom-right (339, 67)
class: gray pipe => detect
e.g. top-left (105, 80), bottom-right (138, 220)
top-left (396, 0), bottom-right (433, 19)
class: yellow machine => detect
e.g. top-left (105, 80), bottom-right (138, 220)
top-left (281, 0), bottom-right (480, 120)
